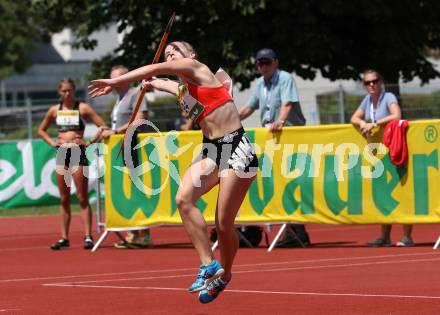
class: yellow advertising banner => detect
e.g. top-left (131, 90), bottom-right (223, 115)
top-left (104, 120), bottom-right (440, 228)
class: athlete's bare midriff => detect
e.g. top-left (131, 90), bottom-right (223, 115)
top-left (57, 130), bottom-right (85, 143)
top-left (198, 101), bottom-right (243, 139)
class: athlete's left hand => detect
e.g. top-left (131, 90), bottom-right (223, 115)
top-left (88, 79), bottom-right (114, 98)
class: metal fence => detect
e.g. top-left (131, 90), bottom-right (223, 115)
top-left (316, 83), bottom-right (440, 124)
top-left (0, 95), bottom-right (181, 140)
top-left (0, 99), bottom-right (50, 139)
top-left (1, 82), bottom-right (440, 140)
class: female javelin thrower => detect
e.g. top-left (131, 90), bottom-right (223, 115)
top-left (89, 41), bottom-right (258, 303)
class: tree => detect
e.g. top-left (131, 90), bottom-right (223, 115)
top-left (25, 1), bottom-right (440, 89)
top-left (0, 1), bottom-right (50, 80)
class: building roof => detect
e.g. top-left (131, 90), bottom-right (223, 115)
top-left (28, 43), bottom-right (65, 64)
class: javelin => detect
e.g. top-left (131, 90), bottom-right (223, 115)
top-left (117, 12), bottom-right (176, 159)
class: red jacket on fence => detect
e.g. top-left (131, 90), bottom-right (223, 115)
top-left (383, 119), bottom-right (409, 167)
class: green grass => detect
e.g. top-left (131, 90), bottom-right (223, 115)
top-left (0, 203), bottom-right (99, 217)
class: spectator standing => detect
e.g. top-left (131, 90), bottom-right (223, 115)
top-left (350, 69), bottom-right (413, 247)
top-left (239, 48), bottom-right (310, 247)
top-left (101, 65), bottom-right (153, 249)
top-left (174, 109), bottom-right (194, 131)
top-left (38, 78), bottom-right (107, 250)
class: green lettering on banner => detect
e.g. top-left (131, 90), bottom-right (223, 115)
top-left (249, 154), bottom-right (274, 215)
top-left (246, 130), bottom-right (273, 215)
top-left (169, 160), bottom-right (179, 216)
top-left (282, 153), bottom-right (314, 215)
top-left (372, 155), bottom-right (407, 216)
top-left (0, 142), bottom-right (23, 191)
top-left (166, 135), bottom-right (180, 216)
top-left (196, 198), bottom-right (208, 213)
top-left (110, 138), bottom-right (161, 219)
top-left (413, 150), bottom-right (439, 215)
top-left (324, 155), bottom-right (362, 215)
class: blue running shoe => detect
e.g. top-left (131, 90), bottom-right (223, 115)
top-left (188, 260), bottom-right (224, 293)
top-left (198, 277), bottom-right (229, 304)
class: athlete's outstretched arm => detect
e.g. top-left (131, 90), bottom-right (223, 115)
top-left (142, 78), bottom-right (179, 95)
top-left (88, 59), bottom-right (196, 98)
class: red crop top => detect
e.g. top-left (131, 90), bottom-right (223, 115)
top-left (186, 82), bottom-right (233, 123)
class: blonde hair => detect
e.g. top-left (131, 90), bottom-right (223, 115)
top-left (166, 41), bottom-right (198, 59)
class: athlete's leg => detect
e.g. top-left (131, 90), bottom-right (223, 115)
top-left (72, 166), bottom-right (92, 237)
top-left (176, 158), bottom-right (219, 264)
top-left (215, 170), bottom-right (255, 280)
top-left (56, 167), bottom-right (72, 240)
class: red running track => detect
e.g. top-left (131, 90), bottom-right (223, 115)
top-left (1, 214), bottom-right (440, 314)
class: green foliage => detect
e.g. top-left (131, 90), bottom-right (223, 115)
top-left (31, 0), bottom-right (440, 88)
top-left (0, 1), bottom-right (40, 79)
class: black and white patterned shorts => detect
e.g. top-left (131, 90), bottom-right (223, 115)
top-left (202, 127), bottom-right (258, 173)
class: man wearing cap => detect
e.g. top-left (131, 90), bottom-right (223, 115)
top-left (239, 48), bottom-right (310, 247)
top-left (239, 48), bottom-right (306, 132)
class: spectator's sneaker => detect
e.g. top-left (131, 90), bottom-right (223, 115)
top-left (198, 277), bottom-right (229, 304)
top-left (188, 260), bottom-right (224, 293)
top-left (83, 236), bottom-right (94, 250)
top-left (367, 238), bottom-right (392, 247)
top-left (51, 238), bottom-right (70, 250)
top-left (396, 236), bottom-right (414, 247)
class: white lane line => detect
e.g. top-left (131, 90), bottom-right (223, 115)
top-left (0, 268), bottom-right (197, 283)
top-left (42, 283), bottom-right (440, 300)
top-left (43, 256), bottom-right (440, 286)
top-left (2, 251), bottom-right (437, 283)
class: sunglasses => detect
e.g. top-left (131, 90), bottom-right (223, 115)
top-left (257, 59), bottom-right (273, 66)
top-left (363, 78), bottom-right (380, 86)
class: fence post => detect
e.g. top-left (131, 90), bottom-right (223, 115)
top-left (94, 144), bottom-right (103, 233)
top-left (0, 81), bottom-right (5, 108)
top-left (26, 98), bottom-right (32, 139)
top-left (338, 84), bottom-right (345, 123)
